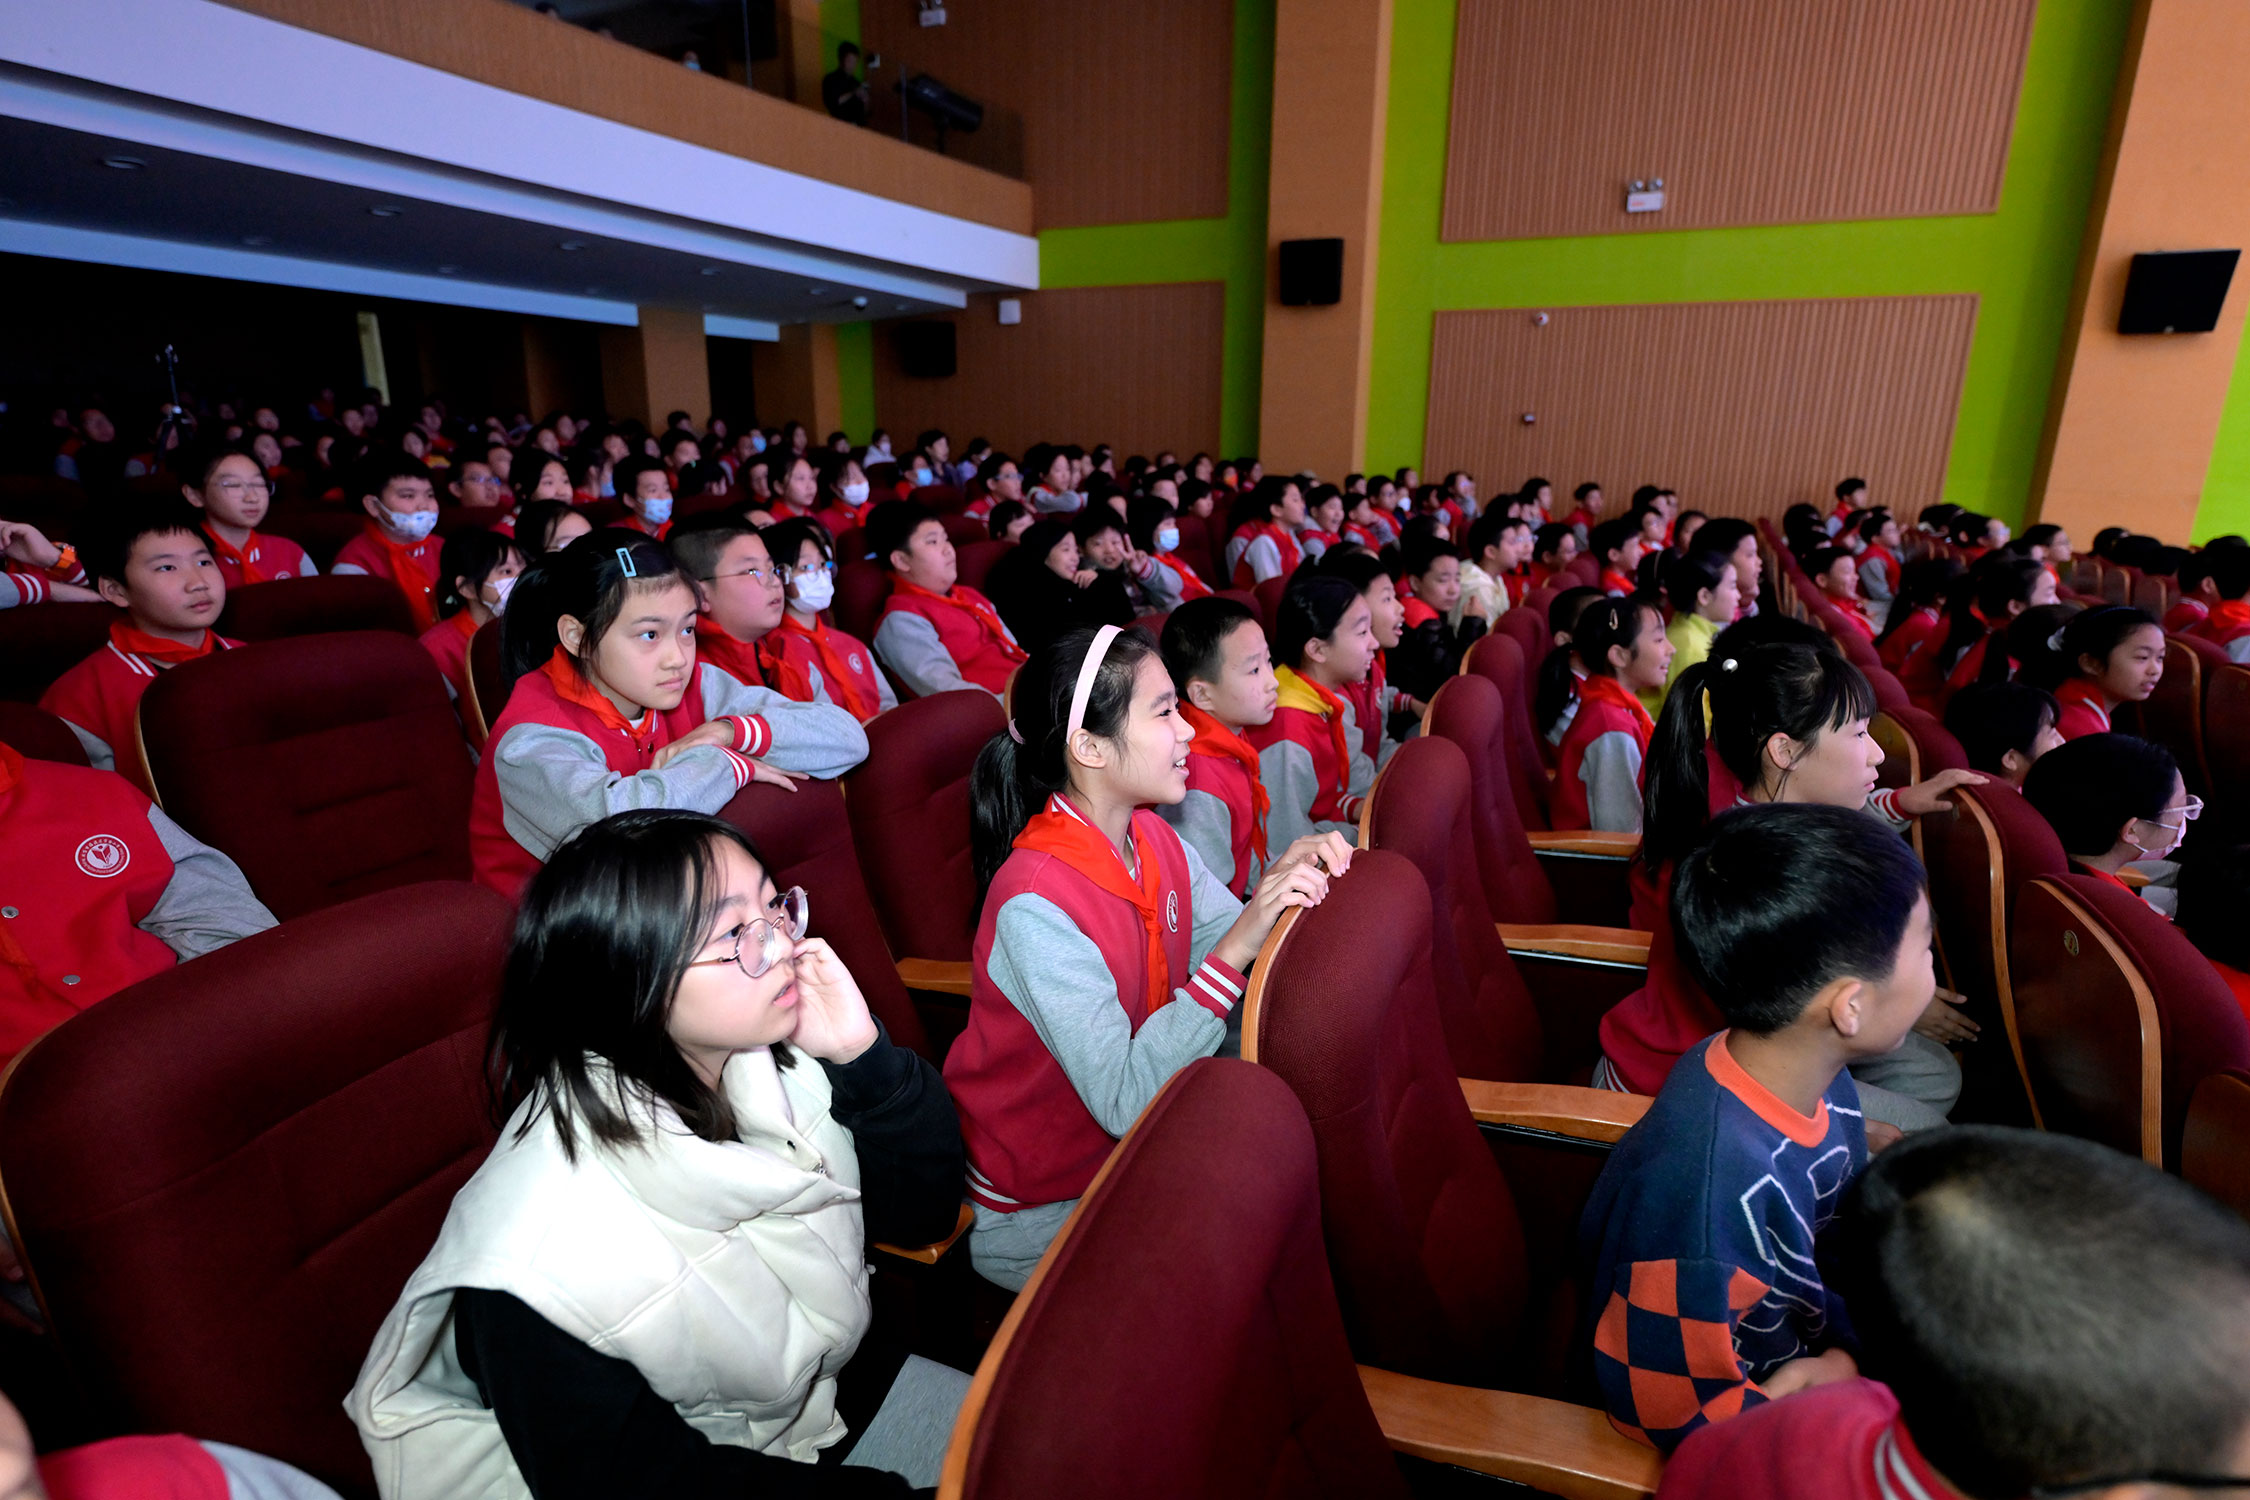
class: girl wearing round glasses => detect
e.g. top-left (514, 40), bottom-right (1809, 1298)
top-left (182, 446), bottom-right (316, 587)
top-left (760, 517), bottom-right (897, 724)
top-left (2023, 732), bottom-right (2197, 914)
top-left (352, 809), bottom-right (966, 1497)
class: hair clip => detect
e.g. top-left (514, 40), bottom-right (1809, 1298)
top-left (2047, 627), bottom-right (2069, 653)
top-left (1719, 657), bottom-right (1739, 672)
top-left (1006, 719), bottom-right (1025, 745)
top-left (616, 546), bottom-right (638, 578)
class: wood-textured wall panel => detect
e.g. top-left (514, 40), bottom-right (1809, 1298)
top-left (859, 0), bottom-right (1231, 229)
top-left (1424, 298), bottom-right (1978, 523)
top-left (872, 284), bottom-right (1226, 460)
top-left (1442, 0), bottom-right (2036, 242)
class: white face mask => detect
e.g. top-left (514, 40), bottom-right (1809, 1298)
top-left (842, 480), bottom-right (870, 504)
top-left (794, 569), bottom-right (836, 611)
top-left (486, 575), bottom-right (517, 615)
top-left (382, 505), bottom-right (438, 542)
top-left (637, 493), bottom-right (674, 525)
top-left (1155, 525), bottom-right (1180, 553)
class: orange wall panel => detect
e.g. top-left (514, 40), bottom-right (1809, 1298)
top-left (1425, 298), bottom-right (1977, 523)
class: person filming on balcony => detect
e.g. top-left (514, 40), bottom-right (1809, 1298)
top-left (823, 41), bottom-right (871, 126)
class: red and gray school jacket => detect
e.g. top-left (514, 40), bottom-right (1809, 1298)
top-left (1157, 750), bottom-right (1264, 898)
top-left (469, 662), bottom-right (867, 899)
top-left (945, 806), bottom-right (1247, 1215)
top-left (1247, 698), bottom-right (1376, 851)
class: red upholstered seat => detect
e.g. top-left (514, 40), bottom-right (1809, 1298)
top-left (216, 574), bottom-right (419, 641)
top-left (261, 507), bottom-right (372, 572)
top-left (2011, 874), bottom-right (2250, 1169)
top-left (465, 617), bottom-right (509, 743)
top-left (939, 512), bottom-right (986, 547)
top-left (1462, 632), bottom-right (1553, 830)
top-left (1423, 675), bottom-right (1555, 926)
top-left (845, 689), bottom-right (1006, 968)
top-left (138, 632), bottom-right (473, 920)
top-left (1863, 662), bottom-right (1912, 711)
top-left (2144, 634), bottom-right (2222, 795)
top-left (1213, 587), bottom-right (1260, 624)
top-left (941, 1058), bottom-right (1410, 1500)
top-left (2198, 655), bottom-right (2250, 819)
top-left (0, 700), bottom-right (91, 765)
top-left (1170, 513), bottom-right (1219, 585)
top-left (1493, 604), bottom-right (1547, 674)
top-left (2184, 1068), bottom-right (2250, 1221)
top-left (0, 880), bottom-right (513, 1498)
top-left (910, 483), bottom-right (965, 512)
top-left (1253, 575), bottom-right (1288, 634)
top-left (717, 778), bottom-right (932, 1060)
top-left (833, 560), bottom-right (892, 643)
top-left (0, 600), bottom-right (118, 703)
top-left (952, 539), bottom-right (1013, 597)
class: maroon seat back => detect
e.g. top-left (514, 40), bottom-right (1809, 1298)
top-left (466, 618), bottom-right (509, 740)
top-left (939, 512), bottom-right (986, 547)
top-left (0, 600), bottom-right (119, 702)
top-left (433, 507), bottom-right (500, 537)
top-left (0, 881), bottom-right (512, 1498)
top-left (2145, 635), bottom-right (2218, 795)
top-left (1171, 514), bottom-right (1217, 585)
top-left (1253, 576), bottom-right (1288, 634)
top-left (1247, 850), bottom-right (1530, 1386)
top-left (718, 779), bottom-right (930, 1059)
top-left (910, 482), bottom-right (965, 512)
top-left (0, 701), bottom-right (91, 765)
top-left (2212, 663), bottom-right (2250, 823)
top-left (1864, 662), bottom-right (1912, 711)
top-left (262, 508), bottom-right (370, 572)
top-left (1495, 604), bottom-right (1547, 670)
top-left (1213, 587), bottom-right (1260, 625)
top-left (1521, 586), bottom-right (1559, 625)
top-left (1873, 704), bottom-right (1966, 796)
top-left (217, 574), bottom-right (418, 641)
top-left (945, 1058), bottom-right (1407, 1500)
top-left (1562, 554), bottom-right (1601, 589)
top-left (139, 632), bottom-right (473, 920)
top-left (1364, 736), bottom-right (1546, 1083)
top-left (953, 539), bottom-right (1013, 596)
top-left (1423, 675), bottom-right (1557, 925)
top-left (834, 559), bottom-right (892, 643)
top-left (1463, 632), bottom-right (1552, 830)
top-left (844, 690), bottom-right (1006, 963)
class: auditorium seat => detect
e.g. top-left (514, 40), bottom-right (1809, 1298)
top-left (834, 559), bottom-right (892, 642)
top-left (716, 777), bottom-right (933, 1061)
top-left (2203, 661), bottom-right (2250, 825)
top-left (844, 689), bottom-right (1006, 1012)
top-left (2183, 1068), bottom-right (2250, 1223)
top-left (0, 600), bottom-right (118, 703)
top-left (0, 701), bottom-right (91, 765)
top-left (138, 632), bottom-right (473, 920)
top-left (1462, 632), bottom-right (1554, 830)
top-left (2102, 566), bottom-right (2133, 606)
top-left (937, 1055), bottom-right (1659, 1500)
top-left (2142, 634), bottom-right (2221, 796)
top-left (1169, 513), bottom-right (1218, 585)
top-left (1493, 602), bottom-right (1547, 672)
top-left (1871, 705), bottom-right (1966, 862)
top-left (0, 880), bottom-right (513, 1499)
top-left (1213, 587), bottom-right (1260, 625)
top-left (1252, 575), bottom-right (1288, 633)
top-left (1864, 662), bottom-right (1912, 711)
top-left (261, 508), bottom-right (372, 572)
top-left (2131, 570), bottom-right (2173, 618)
top-left (2010, 874), bottom-right (2250, 1170)
top-left (216, 574), bottom-right (419, 641)
top-left (910, 483), bottom-right (965, 512)
top-left (1244, 850), bottom-right (1652, 1404)
top-left (432, 507), bottom-right (500, 537)
top-left (952, 539), bottom-right (1012, 597)
top-left (939, 512), bottom-right (986, 547)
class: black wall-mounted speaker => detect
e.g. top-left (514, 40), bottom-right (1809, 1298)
top-left (895, 320), bottom-right (957, 378)
top-left (2117, 249), bottom-right (2239, 335)
top-left (1277, 238), bottom-right (1345, 307)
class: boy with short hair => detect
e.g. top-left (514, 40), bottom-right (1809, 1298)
top-left (1853, 510), bottom-right (1901, 609)
top-left (869, 500), bottom-right (1027, 699)
top-left (2193, 545), bottom-right (2250, 662)
top-left (448, 456), bottom-right (509, 511)
top-left (1578, 803), bottom-right (1936, 1454)
top-left (1158, 596), bottom-right (1278, 898)
top-left (1563, 481), bottom-right (1606, 544)
top-left (331, 454), bottom-right (443, 630)
top-left (1806, 546), bottom-right (1875, 638)
top-left (1529, 521), bottom-right (1579, 591)
top-left (1660, 1126), bottom-right (2250, 1500)
top-left (1590, 516), bottom-right (1644, 596)
top-left (1457, 509), bottom-right (1525, 621)
top-left (1076, 509), bottom-right (1179, 613)
top-left (40, 500), bottom-right (241, 790)
top-left (610, 454), bottom-right (675, 540)
top-left (182, 445), bottom-right (316, 587)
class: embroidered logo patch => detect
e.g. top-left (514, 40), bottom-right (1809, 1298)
top-left (1165, 891), bottom-right (1179, 932)
top-left (75, 835), bottom-right (130, 878)
top-left (850, 656), bottom-right (865, 674)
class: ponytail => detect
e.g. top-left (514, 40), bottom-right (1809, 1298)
top-left (1534, 585), bottom-right (1607, 734)
top-left (1935, 557), bottom-right (2043, 677)
top-left (1873, 556), bottom-right (1963, 650)
top-left (499, 528), bottom-right (685, 688)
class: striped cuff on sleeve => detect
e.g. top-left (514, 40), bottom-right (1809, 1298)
top-left (727, 714), bottom-right (772, 758)
top-left (1866, 786), bottom-right (1908, 828)
top-left (1185, 956), bottom-right (1247, 1019)
top-left (720, 748), bottom-right (756, 790)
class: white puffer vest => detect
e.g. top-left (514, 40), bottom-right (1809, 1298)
top-left (346, 1047), bottom-right (870, 1499)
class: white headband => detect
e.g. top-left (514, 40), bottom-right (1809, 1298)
top-left (1067, 624), bottom-right (1124, 743)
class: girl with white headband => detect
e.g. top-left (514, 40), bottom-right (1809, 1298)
top-left (945, 622), bottom-right (1352, 1290)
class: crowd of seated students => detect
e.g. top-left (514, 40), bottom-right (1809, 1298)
top-left (13, 385), bottom-right (2250, 1496)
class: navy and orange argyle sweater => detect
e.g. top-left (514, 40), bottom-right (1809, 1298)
top-left (1574, 1031), bottom-right (1868, 1454)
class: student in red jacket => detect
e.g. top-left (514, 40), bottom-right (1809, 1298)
top-left (1589, 517), bottom-right (1645, 598)
top-left (1157, 597), bottom-right (1278, 898)
top-left (41, 500), bottom-right (240, 791)
top-left (1943, 680), bottom-right (2063, 787)
top-left (2022, 732), bottom-right (2192, 905)
top-left (2195, 545), bottom-right (2250, 662)
top-left (420, 526), bottom-right (525, 729)
top-left (1873, 556), bottom-right (1960, 675)
top-left (0, 519), bottom-right (100, 606)
top-left (332, 454), bottom-right (444, 632)
top-left (757, 517), bottom-right (898, 723)
top-left (812, 453), bottom-right (874, 536)
top-left (1314, 548), bottom-right (1407, 761)
top-left (1908, 556), bottom-right (2053, 709)
top-left (1249, 573), bottom-right (1380, 851)
top-left (1226, 476), bottom-right (1307, 587)
top-left (1660, 1128), bottom-right (2250, 1500)
top-left (2038, 605), bottom-right (2164, 740)
top-left (867, 500), bottom-right (1027, 700)
top-left (1806, 546), bottom-right (1877, 639)
top-left (1852, 508), bottom-right (1902, 613)
top-left (470, 533), bottom-right (866, 899)
top-left (947, 623), bottom-right (1348, 1288)
top-left (181, 445), bottom-right (315, 587)
top-left (610, 455), bottom-right (675, 540)
top-left (1550, 595), bottom-right (1672, 832)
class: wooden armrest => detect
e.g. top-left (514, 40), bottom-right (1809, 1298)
top-left (1527, 831), bottom-right (1641, 858)
top-left (1459, 1080), bottom-right (1649, 1143)
top-left (873, 1202), bottom-right (974, 1265)
top-left (896, 957), bottom-right (973, 997)
top-left (1498, 924), bottom-right (1650, 966)
top-left (1359, 1365), bottom-right (1661, 1500)
top-left (2116, 867), bottom-right (2152, 890)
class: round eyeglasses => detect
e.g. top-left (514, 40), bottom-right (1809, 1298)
top-left (686, 887), bottom-right (809, 980)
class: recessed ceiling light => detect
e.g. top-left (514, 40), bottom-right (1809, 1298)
top-left (369, 204), bottom-right (404, 217)
top-left (241, 235), bottom-right (273, 247)
top-left (558, 238), bottom-right (589, 251)
top-left (101, 155), bottom-right (146, 171)
top-left (808, 286), bottom-right (827, 295)
top-left (700, 266), bottom-right (721, 276)
top-left (584, 285), bottom-right (602, 294)
top-left (895, 302), bottom-right (910, 311)
top-left (437, 264), bottom-right (460, 274)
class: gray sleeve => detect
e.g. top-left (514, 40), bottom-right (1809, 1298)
top-left (987, 893), bottom-right (1227, 1137)
top-left (1258, 739), bottom-right (1355, 853)
top-left (1337, 701), bottom-right (1378, 809)
top-left (1157, 789), bottom-right (1243, 897)
top-left (874, 658), bottom-right (900, 712)
top-left (1579, 731), bottom-right (1646, 834)
top-left (1180, 834), bottom-right (1244, 971)
top-left (1860, 556), bottom-right (1893, 602)
top-left (695, 663), bottom-right (868, 778)
top-left (1136, 555), bottom-right (1184, 610)
top-left (141, 807), bottom-right (278, 959)
top-left (200, 1440), bottom-right (344, 1500)
top-left (875, 611), bottom-right (999, 701)
top-left (1243, 535), bottom-right (1283, 583)
top-left (489, 721), bottom-right (746, 864)
top-left (58, 718), bottom-right (115, 773)
top-left (329, 561), bottom-right (370, 576)
top-left (799, 658), bottom-right (838, 708)
top-left (2230, 638), bottom-right (2250, 666)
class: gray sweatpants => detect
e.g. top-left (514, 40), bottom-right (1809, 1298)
top-left (1849, 1029), bottom-right (1961, 1132)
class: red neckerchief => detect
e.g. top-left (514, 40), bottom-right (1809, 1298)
top-left (2205, 598), bottom-right (2250, 639)
top-left (111, 621), bottom-right (223, 666)
top-left (1012, 795), bottom-right (1167, 1015)
top-left (1401, 595), bottom-right (1440, 629)
top-left (1153, 554), bottom-right (1213, 600)
top-left (778, 613), bottom-right (882, 720)
top-left (694, 616), bottom-right (774, 691)
top-left (1244, 521), bottom-right (1303, 575)
top-left (538, 647), bottom-right (658, 752)
top-left (1600, 567), bottom-right (1635, 595)
top-left (361, 520), bottom-right (437, 632)
top-left (206, 527), bottom-right (269, 585)
top-left (1578, 672), bottom-right (1655, 750)
top-left (1180, 702), bottom-right (1269, 865)
top-left (890, 578), bottom-right (1029, 663)
top-left (2074, 862), bottom-right (2133, 893)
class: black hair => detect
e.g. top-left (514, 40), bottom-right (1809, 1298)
top-left (83, 497), bottom-right (215, 589)
top-left (1547, 595), bottom-right (1656, 691)
top-left (866, 499), bottom-right (937, 571)
top-left (1875, 556), bottom-right (1966, 650)
top-left (986, 498), bottom-right (1029, 540)
top-left (1671, 803), bottom-right (1927, 1034)
top-left (1856, 508), bottom-right (1896, 545)
top-left (1803, 545), bottom-right (1853, 584)
top-left (1588, 516), bottom-right (1638, 567)
top-left (2207, 545), bottom-right (2250, 601)
top-left (2021, 733), bottom-right (2180, 859)
top-left (1463, 508), bottom-right (1515, 563)
top-left (1316, 546), bottom-right (1394, 601)
top-left (1836, 476), bottom-right (1868, 501)
top-left (969, 625), bottom-right (1162, 892)
top-left (1071, 507), bottom-right (1124, 546)
top-left (1520, 476), bottom-right (1552, 499)
top-left (976, 450), bottom-right (1017, 486)
top-left (515, 499), bottom-right (584, 558)
top-left (759, 515), bottom-right (834, 577)
top-left (1934, 556), bottom-right (2046, 683)
top-left (613, 453), bottom-right (669, 497)
top-left (1160, 595), bottom-right (1260, 697)
top-left (354, 451), bottom-right (434, 505)
top-left (1782, 503), bottom-right (1824, 556)
top-left (1573, 481), bottom-right (1602, 502)
top-left (1919, 502), bottom-right (1963, 535)
top-left (435, 526), bottom-right (527, 619)
top-left (2092, 526), bottom-right (2131, 559)
top-left (1943, 681), bottom-right (2060, 779)
top-left (1642, 634), bottom-right (1874, 870)
top-left (1245, 475), bottom-right (1299, 527)
top-left (2033, 604), bottom-right (2159, 692)
top-left (665, 511), bottom-right (759, 584)
top-left (2021, 522), bottom-right (2065, 551)
top-left (1687, 518), bottom-right (1756, 566)
top-left (1532, 521), bottom-right (1575, 565)
top-left (181, 439), bottom-right (258, 491)
top-left (1400, 534), bottom-right (1460, 581)
top-left (1272, 571), bottom-right (1366, 675)
top-left (1532, 585), bottom-right (1611, 734)
top-left (500, 528), bottom-right (691, 688)
top-left (492, 810), bottom-right (776, 1159)
top-left (1831, 1125), bottom-right (2250, 1500)
top-left (1662, 547), bottom-right (1732, 616)
top-left (1124, 496), bottom-right (1177, 555)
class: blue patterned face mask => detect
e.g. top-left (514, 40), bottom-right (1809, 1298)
top-left (637, 493), bottom-right (674, 525)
